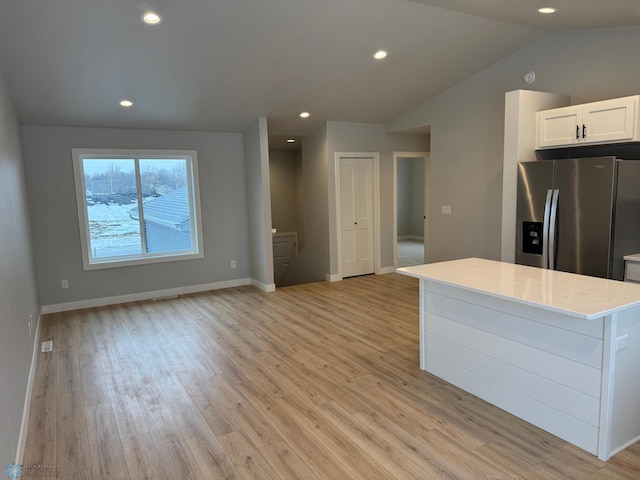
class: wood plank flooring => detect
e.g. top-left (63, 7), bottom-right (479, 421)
top-left (23, 273), bottom-right (640, 479)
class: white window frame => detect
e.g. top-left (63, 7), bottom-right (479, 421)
top-left (72, 148), bottom-right (205, 270)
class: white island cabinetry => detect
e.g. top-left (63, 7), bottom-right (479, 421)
top-left (398, 258), bottom-right (640, 461)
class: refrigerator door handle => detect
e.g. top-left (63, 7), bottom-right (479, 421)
top-left (542, 189), bottom-right (553, 269)
top-left (549, 189), bottom-right (560, 270)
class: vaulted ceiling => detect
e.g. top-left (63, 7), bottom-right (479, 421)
top-left (0, 0), bottom-right (636, 139)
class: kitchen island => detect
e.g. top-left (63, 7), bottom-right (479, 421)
top-left (398, 258), bottom-right (640, 461)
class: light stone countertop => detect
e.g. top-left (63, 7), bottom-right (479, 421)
top-left (623, 252), bottom-right (640, 262)
top-left (397, 258), bottom-right (640, 320)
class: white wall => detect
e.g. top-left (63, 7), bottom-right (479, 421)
top-left (326, 122), bottom-right (428, 274)
top-left (244, 118), bottom-right (274, 291)
top-left (0, 69), bottom-right (40, 463)
top-left (21, 126), bottom-right (251, 307)
top-left (388, 25), bottom-right (640, 263)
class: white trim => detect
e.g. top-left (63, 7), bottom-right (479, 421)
top-left (609, 434), bottom-right (640, 459)
top-left (598, 314), bottom-right (617, 461)
top-left (334, 152), bottom-right (381, 278)
top-left (41, 278), bottom-right (251, 314)
top-left (419, 279), bottom-right (426, 369)
top-left (393, 152), bottom-right (430, 268)
top-left (251, 279), bottom-right (276, 292)
top-left (325, 273), bottom-right (343, 282)
top-left (15, 312), bottom-right (42, 464)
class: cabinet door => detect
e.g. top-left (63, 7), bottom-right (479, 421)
top-left (537, 107), bottom-right (581, 148)
top-left (583, 96), bottom-right (637, 145)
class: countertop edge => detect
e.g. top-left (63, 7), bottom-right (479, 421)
top-left (396, 264), bottom-right (640, 320)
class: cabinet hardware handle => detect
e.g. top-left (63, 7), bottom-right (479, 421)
top-left (583, 124), bottom-right (586, 138)
top-left (576, 125), bottom-right (580, 139)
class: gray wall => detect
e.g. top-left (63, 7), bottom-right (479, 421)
top-left (0, 69), bottom-right (40, 463)
top-left (397, 158), bottom-right (412, 237)
top-left (295, 150), bottom-right (305, 249)
top-left (269, 148), bottom-right (302, 236)
top-left (326, 122), bottom-right (428, 273)
top-left (21, 126), bottom-right (251, 306)
top-left (279, 125), bottom-right (329, 285)
top-left (388, 25), bottom-right (640, 263)
top-left (397, 157), bottom-right (425, 238)
top-left (409, 157), bottom-right (426, 237)
top-left (243, 118), bottom-right (274, 288)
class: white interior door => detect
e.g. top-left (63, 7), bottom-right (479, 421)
top-left (340, 157), bottom-right (374, 278)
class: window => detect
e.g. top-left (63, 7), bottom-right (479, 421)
top-left (72, 149), bottom-right (204, 270)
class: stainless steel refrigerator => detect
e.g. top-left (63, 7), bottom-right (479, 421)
top-left (516, 156), bottom-right (640, 280)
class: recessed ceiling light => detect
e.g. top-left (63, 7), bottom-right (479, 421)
top-left (300, 112), bottom-right (310, 118)
top-left (119, 100), bottom-right (134, 107)
top-left (142, 11), bottom-right (162, 25)
top-left (537, 7), bottom-right (557, 14)
top-left (373, 50), bottom-right (388, 60)
top-left (286, 139), bottom-right (296, 143)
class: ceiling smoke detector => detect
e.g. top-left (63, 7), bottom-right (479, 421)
top-left (523, 71), bottom-right (536, 84)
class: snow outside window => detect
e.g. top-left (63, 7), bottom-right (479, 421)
top-left (72, 149), bottom-right (204, 270)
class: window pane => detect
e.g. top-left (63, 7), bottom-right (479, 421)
top-left (139, 159), bottom-right (193, 254)
top-left (82, 158), bottom-right (142, 259)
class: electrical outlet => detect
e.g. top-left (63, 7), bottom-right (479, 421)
top-left (616, 334), bottom-right (629, 351)
top-left (231, 260), bottom-right (236, 269)
top-left (61, 279), bottom-right (69, 289)
top-left (441, 205), bottom-right (452, 215)
top-left (41, 340), bottom-right (53, 353)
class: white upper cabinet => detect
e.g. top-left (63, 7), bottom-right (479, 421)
top-left (536, 95), bottom-right (639, 149)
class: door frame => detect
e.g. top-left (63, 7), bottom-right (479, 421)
top-left (334, 152), bottom-right (380, 280)
top-left (393, 151), bottom-right (430, 268)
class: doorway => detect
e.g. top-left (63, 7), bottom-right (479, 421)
top-left (393, 152), bottom-right (430, 267)
top-left (268, 136), bottom-right (304, 287)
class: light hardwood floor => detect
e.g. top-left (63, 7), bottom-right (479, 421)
top-left (23, 273), bottom-right (640, 479)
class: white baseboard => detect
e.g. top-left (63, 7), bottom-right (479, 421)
top-left (251, 279), bottom-right (276, 292)
top-left (325, 273), bottom-right (342, 282)
top-left (377, 266), bottom-right (397, 275)
top-left (16, 312), bottom-right (42, 464)
top-left (609, 434), bottom-right (640, 460)
top-left (41, 278), bottom-right (252, 314)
